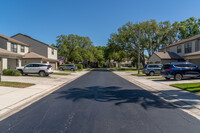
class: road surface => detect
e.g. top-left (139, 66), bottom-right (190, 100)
top-left (1, 69), bottom-right (200, 133)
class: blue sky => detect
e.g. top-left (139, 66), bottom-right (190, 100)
top-left (1, 0), bottom-right (200, 46)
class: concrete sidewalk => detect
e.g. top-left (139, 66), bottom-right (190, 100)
top-left (0, 71), bottom-right (88, 120)
top-left (114, 71), bottom-right (200, 119)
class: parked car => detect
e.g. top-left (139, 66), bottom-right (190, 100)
top-left (143, 64), bottom-right (163, 76)
top-left (161, 62), bottom-right (200, 81)
top-left (16, 63), bottom-right (53, 77)
top-left (59, 64), bottom-right (77, 71)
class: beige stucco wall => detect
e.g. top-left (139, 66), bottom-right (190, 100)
top-left (47, 47), bottom-right (57, 60)
top-left (148, 54), bottom-right (161, 64)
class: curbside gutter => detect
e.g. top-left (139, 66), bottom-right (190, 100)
top-left (0, 71), bottom-right (89, 121)
top-left (113, 71), bottom-right (200, 120)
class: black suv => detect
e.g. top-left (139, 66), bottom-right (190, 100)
top-left (161, 62), bottom-right (200, 80)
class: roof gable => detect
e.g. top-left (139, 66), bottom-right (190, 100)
top-left (11, 33), bottom-right (57, 50)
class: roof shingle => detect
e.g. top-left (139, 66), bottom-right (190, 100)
top-left (154, 52), bottom-right (184, 59)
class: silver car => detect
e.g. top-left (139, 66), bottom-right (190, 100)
top-left (59, 64), bottom-right (77, 71)
top-left (142, 64), bottom-right (162, 76)
top-left (17, 63), bottom-right (53, 76)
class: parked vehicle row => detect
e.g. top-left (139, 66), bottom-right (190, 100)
top-left (143, 62), bottom-right (200, 81)
top-left (17, 63), bottom-right (53, 77)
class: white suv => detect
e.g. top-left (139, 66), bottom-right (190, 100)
top-left (17, 63), bottom-right (53, 76)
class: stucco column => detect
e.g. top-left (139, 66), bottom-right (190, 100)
top-left (2, 58), bottom-right (8, 70)
top-left (18, 59), bottom-right (22, 67)
top-left (47, 61), bottom-right (50, 64)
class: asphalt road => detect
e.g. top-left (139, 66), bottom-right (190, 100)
top-left (1, 69), bottom-right (200, 133)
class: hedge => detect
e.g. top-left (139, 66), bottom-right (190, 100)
top-left (3, 69), bottom-right (22, 76)
top-left (59, 64), bottom-right (83, 70)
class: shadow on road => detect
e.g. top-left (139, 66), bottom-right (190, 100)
top-left (56, 86), bottom-right (175, 110)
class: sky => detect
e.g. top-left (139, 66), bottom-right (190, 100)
top-left (1, 0), bottom-right (200, 46)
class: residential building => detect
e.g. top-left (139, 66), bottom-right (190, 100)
top-left (11, 33), bottom-right (58, 69)
top-left (0, 34), bottom-right (29, 72)
top-left (148, 34), bottom-right (200, 66)
top-left (148, 52), bottom-right (184, 64)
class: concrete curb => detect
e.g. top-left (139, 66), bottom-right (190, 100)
top-left (0, 71), bottom-right (89, 121)
top-left (113, 71), bottom-right (200, 120)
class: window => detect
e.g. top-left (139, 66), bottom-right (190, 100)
top-left (177, 45), bottom-right (181, 53)
top-left (195, 40), bottom-right (199, 52)
top-left (11, 43), bottom-right (17, 53)
top-left (21, 45), bottom-right (25, 53)
top-left (184, 43), bottom-right (192, 53)
top-left (26, 64), bottom-right (33, 67)
top-left (52, 48), bottom-right (54, 55)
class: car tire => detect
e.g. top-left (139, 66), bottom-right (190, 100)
top-left (146, 74), bottom-right (149, 76)
top-left (174, 73), bottom-right (182, 81)
top-left (149, 71), bottom-right (154, 76)
top-left (165, 77), bottom-right (170, 80)
top-left (39, 71), bottom-right (46, 77)
top-left (59, 68), bottom-right (64, 71)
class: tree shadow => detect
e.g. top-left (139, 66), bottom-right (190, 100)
top-left (56, 86), bottom-right (174, 110)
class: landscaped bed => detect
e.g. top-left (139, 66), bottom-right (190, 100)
top-left (52, 72), bottom-right (71, 75)
top-left (0, 81), bottom-right (35, 88)
top-left (170, 82), bottom-right (200, 93)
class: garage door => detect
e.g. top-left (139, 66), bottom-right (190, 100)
top-left (190, 59), bottom-right (200, 67)
top-left (49, 62), bottom-right (56, 70)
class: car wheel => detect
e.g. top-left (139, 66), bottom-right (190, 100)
top-left (46, 74), bottom-right (49, 76)
top-left (149, 71), bottom-right (154, 76)
top-left (59, 68), bottom-right (64, 71)
top-left (174, 73), bottom-right (182, 81)
top-left (39, 71), bottom-right (46, 77)
top-left (165, 77), bottom-right (170, 80)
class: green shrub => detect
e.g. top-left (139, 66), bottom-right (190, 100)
top-left (75, 64), bottom-right (83, 70)
top-left (3, 69), bottom-right (21, 76)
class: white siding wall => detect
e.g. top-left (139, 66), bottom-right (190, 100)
top-left (163, 40), bottom-right (196, 56)
top-left (47, 47), bottom-right (57, 59)
top-left (7, 41), bottom-right (29, 55)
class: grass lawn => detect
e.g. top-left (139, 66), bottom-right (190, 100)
top-left (0, 81), bottom-right (35, 88)
top-left (86, 68), bottom-right (93, 71)
top-left (170, 82), bottom-right (200, 93)
top-left (52, 72), bottom-right (70, 75)
top-left (109, 67), bottom-right (142, 71)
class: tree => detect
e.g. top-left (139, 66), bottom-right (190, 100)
top-left (179, 17), bottom-right (200, 39)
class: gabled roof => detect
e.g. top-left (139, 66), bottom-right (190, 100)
top-left (23, 52), bottom-right (47, 59)
top-left (11, 33), bottom-right (57, 49)
top-left (0, 34), bottom-right (29, 47)
top-left (154, 52), bottom-right (184, 59)
top-left (0, 48), bottom-right (22, 57)
top-left (162, 34), bottom-right (200, 49)
top-left (23, 52), bottom-right (58, 62)
top-left (184, 50), bottom-right (200, 57)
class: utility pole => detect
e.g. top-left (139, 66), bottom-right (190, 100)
top-left (138, 29), bottom-right (140, 74)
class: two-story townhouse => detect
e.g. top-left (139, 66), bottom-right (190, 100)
top-left (148, 34), bottom-right (200, 66)
top-left (0, 34), bottom-right (29, 72)
top-left (11, 33), bottom-right (58, 69)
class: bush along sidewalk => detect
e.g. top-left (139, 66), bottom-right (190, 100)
top-left (3, 69), bottom-right (21, 76)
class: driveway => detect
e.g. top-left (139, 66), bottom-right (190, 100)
top-left (1, 69), bottom-right (200, 133)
